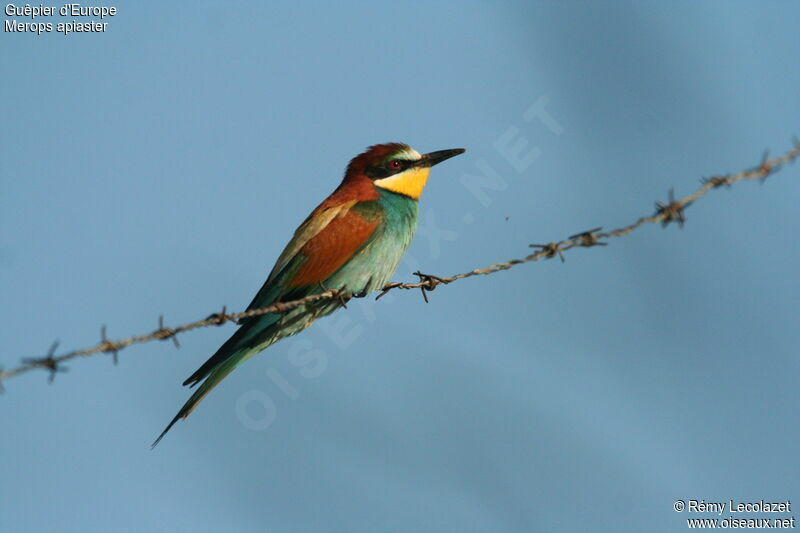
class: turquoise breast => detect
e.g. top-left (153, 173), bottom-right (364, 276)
top-left (325, 189), bottom-right (419, 294)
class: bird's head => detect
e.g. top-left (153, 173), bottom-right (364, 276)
top-left (346, 143), bottom-right (465, 200)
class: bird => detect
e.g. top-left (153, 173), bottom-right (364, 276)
top-left (152, 143), bottom-right (465, 446)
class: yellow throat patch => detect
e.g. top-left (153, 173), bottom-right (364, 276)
top-left (373, 167), bottom-right (431, 200)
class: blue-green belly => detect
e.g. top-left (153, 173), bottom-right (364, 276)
top-left (256, 190), bottom-right (419, 347)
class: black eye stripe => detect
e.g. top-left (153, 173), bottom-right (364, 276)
top-left (365, 166), bottom-right (390, 179)
top-left (365, 158), bottom-right (413, 180)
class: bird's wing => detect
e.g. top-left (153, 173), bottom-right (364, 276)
top-left (266, 200), bottom-right (358, 284)
top-left (243, 199), bottom-right (382, 313)
top-left (175, 199), bottom-right (381, 393)
top-left (154, 200), bottom-right (385, 446)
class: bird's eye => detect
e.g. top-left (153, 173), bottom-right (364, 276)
top-left (389, 160), bottom-right (401, 169)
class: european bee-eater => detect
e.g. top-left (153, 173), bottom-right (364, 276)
top-left (153, 143), bottom-right (465, 446)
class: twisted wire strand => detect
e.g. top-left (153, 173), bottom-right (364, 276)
top-left (2, 142), bottom-right (798, 387)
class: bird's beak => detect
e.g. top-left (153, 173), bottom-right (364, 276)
top-left (418, 148), bottom-right (466, 168)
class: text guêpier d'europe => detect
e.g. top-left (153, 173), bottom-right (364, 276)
top-left (5, 3), bottom-right (116, 35)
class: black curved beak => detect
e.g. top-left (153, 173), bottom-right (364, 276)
top-left (418, 148), bottom-right (466, 168)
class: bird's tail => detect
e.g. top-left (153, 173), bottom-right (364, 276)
top-left (151, 318), bottom-right (278, 448)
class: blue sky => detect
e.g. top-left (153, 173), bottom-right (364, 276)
top-left (1, 2), bottom-right (799, 532)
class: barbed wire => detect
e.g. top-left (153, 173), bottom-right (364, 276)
top-left (2, 141), bottom-right (799, 387)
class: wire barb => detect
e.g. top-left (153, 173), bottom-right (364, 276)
top-left (530, 242), bottom-right (565, 262)
top-left (1, 142), bottom-right (799, 386)
top-left (206, 306), bottom-right (231, 326)
top-left (655, 188), bottom-right (691, 228)
top-left (375, 282), bottom-right (402, 300)
top-left (99, 325), bottom-right (120, 364)
top-left (701, 175), bottom-right (731, 188)
top-left (758, 150), bottom-right (774, 183)
top-left (154, 315), bottom-right (180, 348)
top-left (569, 227), bottom-right (607, 247)
top-left (21, 341), bottom-right (67, 384)
top-left (412, 271), bottom-right (450, 303)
